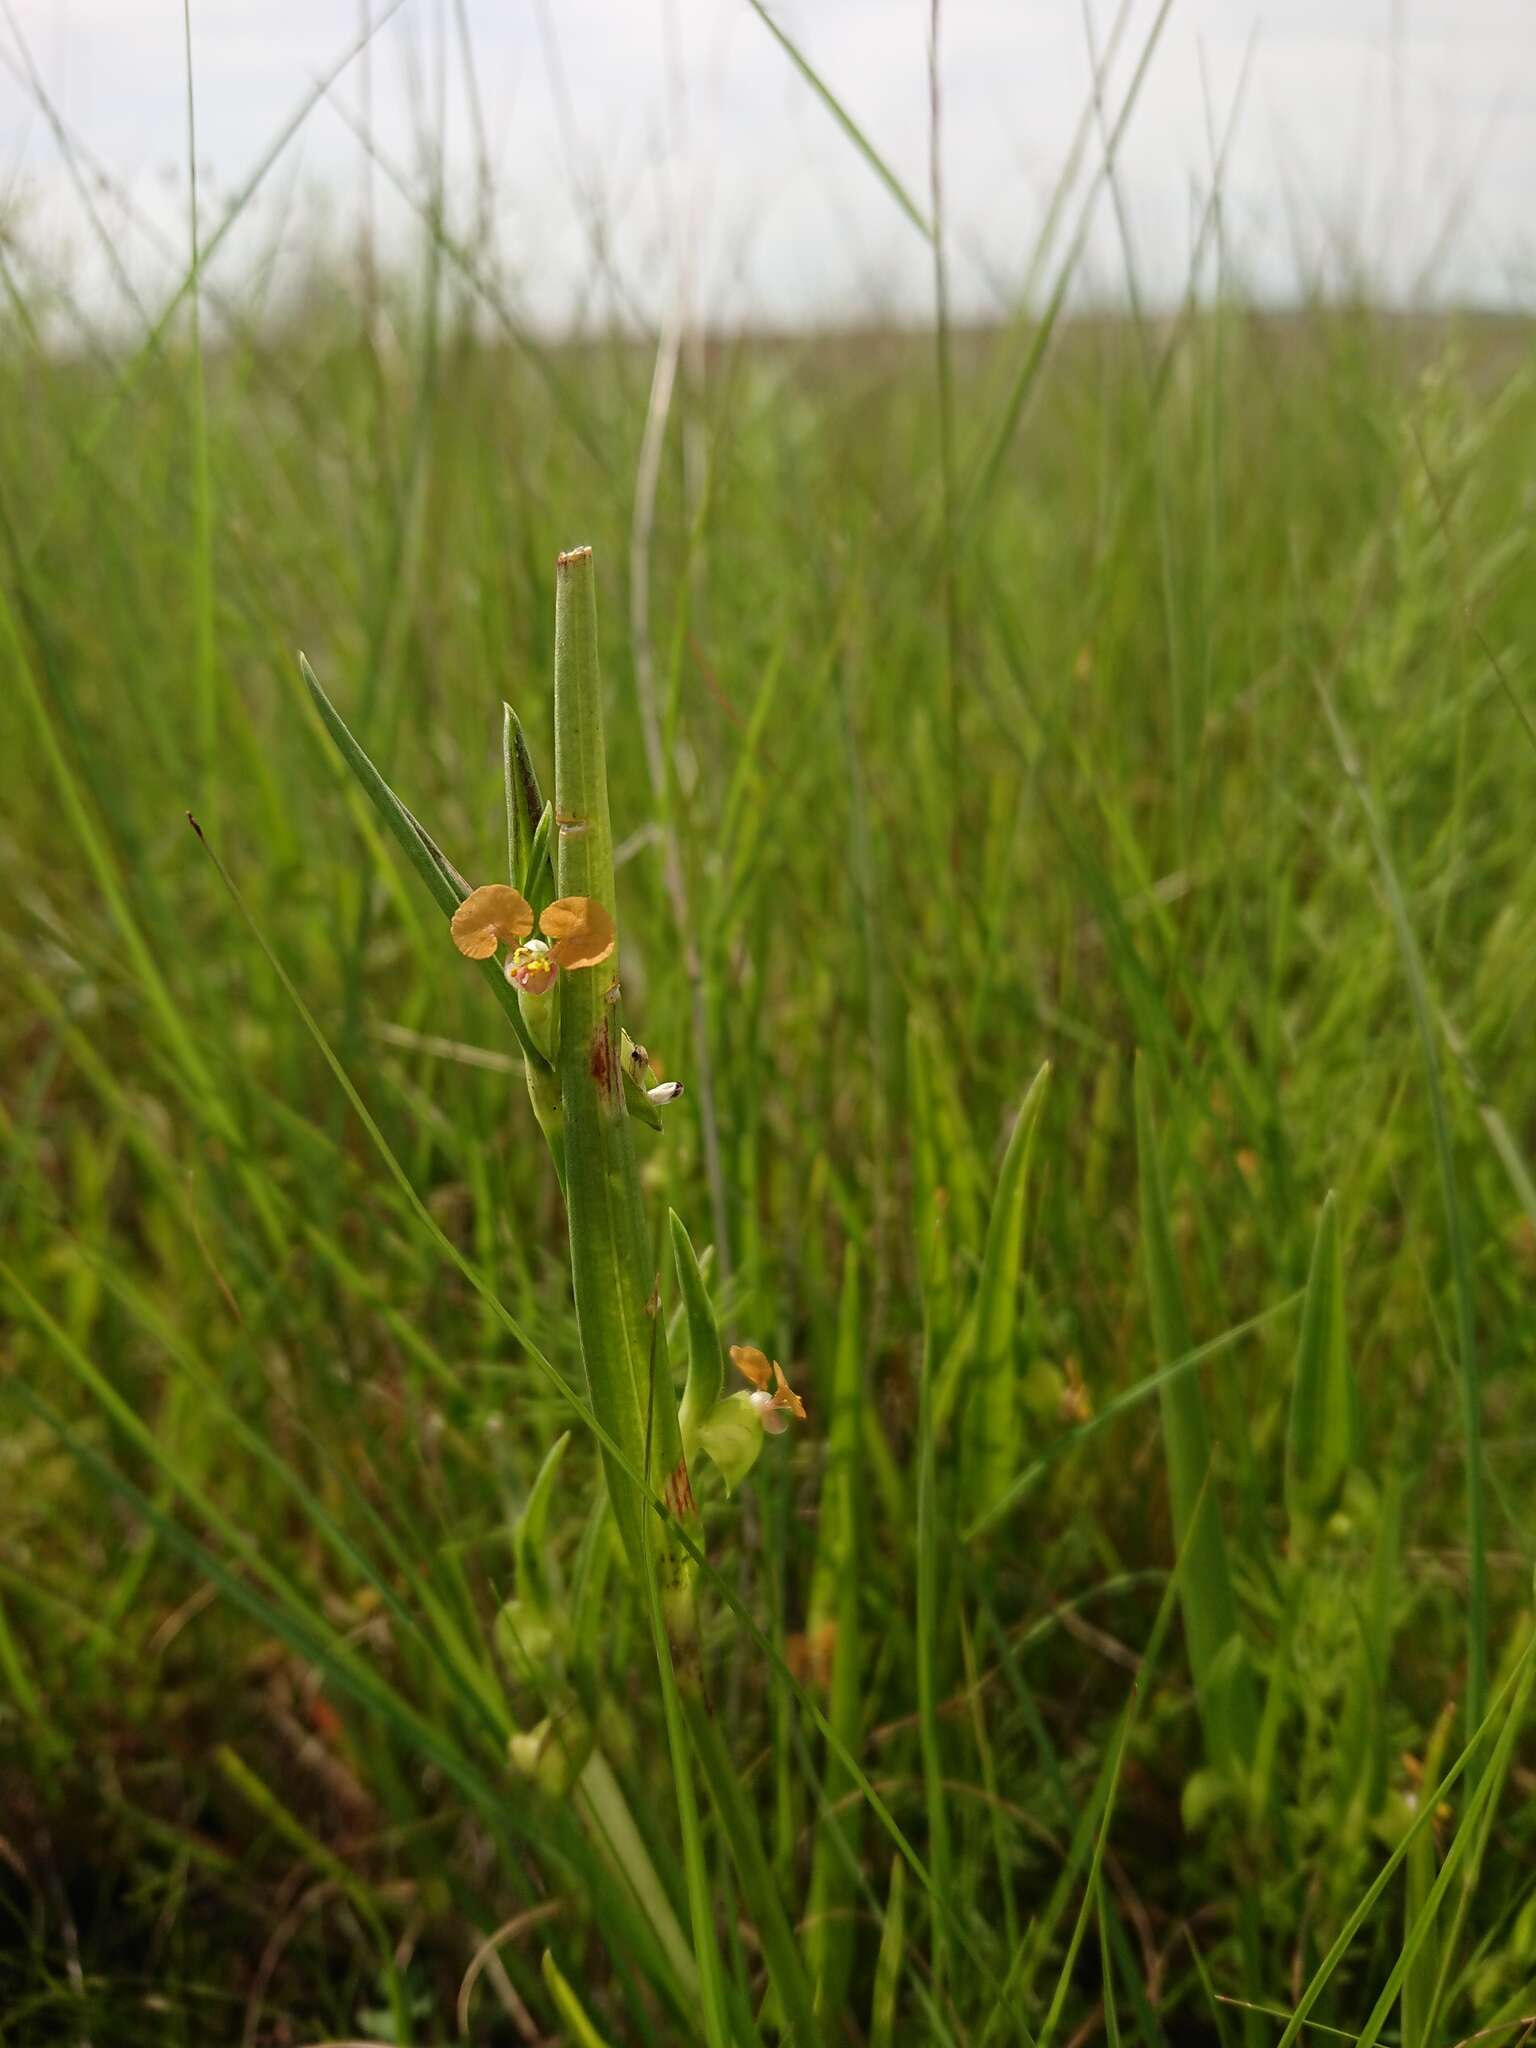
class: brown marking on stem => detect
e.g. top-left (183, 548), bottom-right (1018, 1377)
top-left (664, 1456), bottom-right (697, 1523)
top-left (588, 1017), bottom-right (623, 1111)
top-left (555, 544), bottom-right (593, 569)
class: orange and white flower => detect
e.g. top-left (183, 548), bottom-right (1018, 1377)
top-left (450, 883), bottom-right (615, 994)
top-left (693, 1345), bottom-right (807, 1491)
top-left (728, 1345), bottom-right (807, 1436)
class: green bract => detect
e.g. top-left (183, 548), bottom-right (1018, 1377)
top-left (695, 1392), bottom-right (767, 1495)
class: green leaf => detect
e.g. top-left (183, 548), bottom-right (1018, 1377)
top-left (908, 1018), bottom-right (958, 1361)
top-left (1134, 1052), bottom-right (1256, 1774)
top-left (542, 1949), bottom-right (617, 2048)
top-left (513, 1430), bottom-right (571, 1615)
top-left (504, 698), bottom-right (545, 887)
top-left (964, 1059), bottom-right (1051, 1523)
top-left (670, 1208), bottom-right (727, 1455)
top-left (299, 652), bottom-right (549, 1071)
top-left (1401, 1703), bottom-right (1454, 2048)
top-left (526, 797), bottom-right (556, 908)
top-left (740, 0), bottom-right (932, 242)
top-left (684, 1694), bottom-right (822, 2047)
top-left (869, 1854), bottom-right (906, 2048)
top-left (913, 1144), bottom-right (954, 2003)
top-left (1285, 1192), bottom-right (1356, 1552)
top-left (1318, 677), bottom-right (1487, 1751)
top-left (1342, 1641), bottom-right (1534, 2048)
top-left (807, 1245), bottom-right (865, 2015)
top-left (1264, 1621), bottom-right (1536, 2048)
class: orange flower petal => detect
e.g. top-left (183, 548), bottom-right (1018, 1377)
top-left (730, 1344), bottom-right (773, 1391)
top-left (450, 884), bottom-right (534, 959)
top-left (540, 895), bottom-right (616, 971)
top-left (771, 1362), bottom-right (807, 1421)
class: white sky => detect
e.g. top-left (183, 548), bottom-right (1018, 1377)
top-left (1, 1), bottom-right (1532, 335)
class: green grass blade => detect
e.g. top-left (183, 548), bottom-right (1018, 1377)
top-left (915, 1206), bottom-right (954, 2004)
top-left (542, 1949), bottom-right (619, 2048)
top-left (180, 0), bottom-right (219, 833)
top-left (1134, 1052), bottom-right (1256, 1775)
top-left (1402, 1703), bottom-right (1454, 2048)
top-left (806, 1245), bottom-right (865, 2017)
top-left (513, 1430), bottom-right (572, 1613)
top-left (504, 698), bottom-right (546, 887)
top-left (684, 1694), bottom-right (820, 2046)
top-left (1317, 676), bottom-right (1488, 1758)
top-left (1036, 1706), bottom-right (1134, 2048)
top-left (1285, 1191), bottom-right (1357, 1553)
top-left (1, 580), bottom-right (237, 1144)
top-left (1098, 1892), bottom-right (1122, 2048)
top-left (1269, 1625), bottom-right (1536, 2048)
top-left (869, 1853), bottom-right (906, 2048)
top-left (9, 1377), bottom-right (527, 1840)
top-left (965, 1060), bottom-right (1051, 1524)
top-left (983, 1497), bottom-right (1190, 2039)
top-left (740, 0), bottom-right (932, 241)
top-left (671, 1207), bottom-right (727, 1456)
top-left (961, 0), bottom-right (1173, 533)
top-left (298, 650), bottom-right (548, 1071)
top-left (1349, 1645), bottom-right (1533, 2048)
top-left (1418, 1633), bottom-right (1536, 2043)
top-left (965, 1293), bottom-right (1303, 1543)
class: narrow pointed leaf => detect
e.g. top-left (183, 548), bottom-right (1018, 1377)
top-left (965, 1059), bottom-right (1050, 1521)
top-left (1285, 1192), bottom-right (1356, 1552)
top-left (807, 1245), bottom-right (865, 2014)
top-left (504, 698), bottom-right (545, 886)
top-left (299, 652), bottom-right (548, 1070)
top-left (542, 1950), bottom-right (617, 2048)
top-left (1134, 1053), bottom-right (1256, 1773)
top-left (670, 1209), bottom-right (726, 1454)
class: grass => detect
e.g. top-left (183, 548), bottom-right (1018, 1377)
top-left (3, 16), bottom-right (1536, 2042)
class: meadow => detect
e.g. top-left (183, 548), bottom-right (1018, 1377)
top-left (3, 64), bottom-right (1536, 2044)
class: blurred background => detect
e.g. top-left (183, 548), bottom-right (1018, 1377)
top-left (3, 1), bottom-right (1533, 334)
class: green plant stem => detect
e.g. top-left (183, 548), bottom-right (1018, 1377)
top-left (551, 544), bottom-right (699, 1643)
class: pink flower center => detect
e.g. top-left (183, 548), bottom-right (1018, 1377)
top-left (750, 1390), bottom-right (791, 1435)
top-left (508, 943), bottom-right (559, 994)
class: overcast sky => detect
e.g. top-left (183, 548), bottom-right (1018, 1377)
top-left (2, 1), bottom-right (1532, 334)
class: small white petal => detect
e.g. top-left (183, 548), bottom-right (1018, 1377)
top-left (750, 1390), bottom-right (789, 1435)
